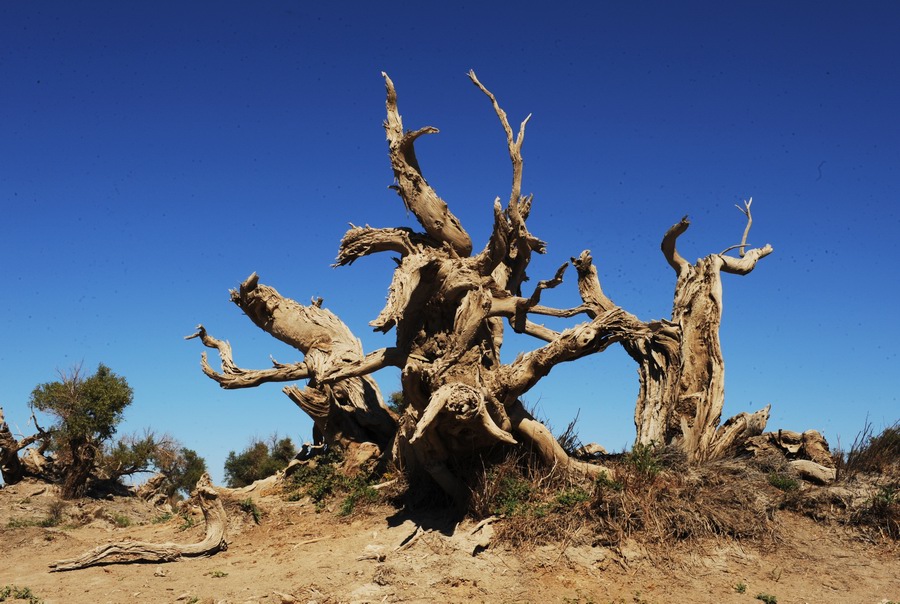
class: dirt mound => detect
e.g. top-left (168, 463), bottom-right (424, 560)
top-left (2, 472), bottom-right (899, 604)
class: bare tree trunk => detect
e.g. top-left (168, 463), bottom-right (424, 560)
top-left (0, 407), bottom-right (49, 485)
top-left (0, 407), bottom-right (26, 484)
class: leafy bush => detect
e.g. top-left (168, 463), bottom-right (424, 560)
top-left (29, 364), bottom-right (133, 498)
top-left (23, 364), bottom-right (205, 499)
top-left (101, 434), bottom-right (206, 499)
top-left (386, 391), bottom-right (408, 415)
top-left (224, 435), bottom-right (295, 488)
top-left (285, 454), bottom-right (340, 509)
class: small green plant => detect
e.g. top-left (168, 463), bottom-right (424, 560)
top-left (238, 498), bottom-right (262, 524)
top-left (338, 477), bottom-right (379, 517)
top-left (0, 584), bottom-right (44, 603)
top-left (44, 500), bottom-right (66, 527)
top-left (755, 593), bottom-right (777, 604)
top-left (492, 475), bottom-right (533, 516)
top-left (284, 452), bottom-right (381, 514)
top-left (208, 570), bottom-right (228, 578)
top-left (627, 443), bottom-right (662, 477)
top-left (873, 484), bottom-right (897, 506)
top-left (152, 512), bottom-right (173, 524)
top-left (110, 513), bottom-right (131, 528)
top-left (735, 582), bottom-right (747, 594)
top-left (6, 518), bottom-right (37, 529)
top-left (595, 471), bottom-right (624, 492)
top-left (286, 455), bottom-right (340, 510)
top-left (767, 472), bottom-right (799, 492)
top-left (555, 487), bottom-right (590, 508)
top-left (177, 511), bottom-right (196, 531)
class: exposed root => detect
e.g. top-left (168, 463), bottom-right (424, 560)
top-left (49, 473), bottom-right (226, 571)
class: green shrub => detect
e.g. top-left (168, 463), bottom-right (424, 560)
top-left (755, 594), bottom-right (777, 604)
top-left (555, 487), bottom-right (590, 508)
top-left (0, 585), bottom-right (43, 603)
top-left (286, 452), bottom-right (380, 515)
top-left (767, 472), bottom-right (799, 492)
top-left (238, 498), bottom-right (262, 524)
top-left (627, 443), bottom-right (662, 477)
top-left (110, 513), bottom-right (131, 528)
top-left (224, 435), bottom-right (296, 488)
top-left (595, 471), bottom-right (624, 492)
top-left (492, 475), bottom-right (533, 516)
top-left (177, 511), bottom-right (196, 531)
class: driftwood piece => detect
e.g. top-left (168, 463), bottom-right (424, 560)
top-left (49, 473), bottom-right (226, 571)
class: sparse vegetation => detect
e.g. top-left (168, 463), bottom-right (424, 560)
top-left (755, 594), bottom-right (777, 604)
top-left (626, 443), bottom-right (663, 477)
top-left (735, 582), bottom-right (747, 594)
top-left (238, 498), bottom-right (262, 524)
top-left (836, 420), bottom-right (900, 479)
top-left (0, 585), bottom-right (43, 603)
top-left (284, 451), bottom-right (381, 515)
top-left (177, 511), bottom-right (196, 531)
top-left (767, 472), bottom-right (799, 492)
top-left (110, 512), bottom-right (130, 528)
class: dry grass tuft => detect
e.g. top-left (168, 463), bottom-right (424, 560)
top-left (835, 420), bottom-right (900, 480)
top-left (469, 447), bottom-right (778, 549)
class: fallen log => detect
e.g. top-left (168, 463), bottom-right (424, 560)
top-left (49, 473), bottom-right (226, 571)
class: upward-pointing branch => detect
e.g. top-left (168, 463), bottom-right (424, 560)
top-left (382, 72), bottom-right (472, 257)
top-left (468, 69), bottom-right (531, 208)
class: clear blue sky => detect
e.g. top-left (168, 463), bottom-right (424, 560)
top-left (2, 2), bottom-right (898, 485)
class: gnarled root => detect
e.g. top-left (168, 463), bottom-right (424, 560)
top-left (50, 473), bottom-right (227, 571)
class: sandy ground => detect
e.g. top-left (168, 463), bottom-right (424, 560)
top-left (1, 479), bottom-right (898, 604)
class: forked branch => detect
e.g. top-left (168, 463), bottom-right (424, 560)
top-left (185, 325), bottom-right (309, 389)
top-left (382, 72), bottom-right (472, 257)
top-left (468, 69), bottom-right (531, 207)
top-left (736, 197), bottom-right (753, 257)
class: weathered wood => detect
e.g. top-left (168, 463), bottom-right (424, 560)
top-left (49, 473), bottom-right (226, 571)
top-left (189, 72), bottom-right (789, 502)
top-left (0, 407), bottom-right (49, 485)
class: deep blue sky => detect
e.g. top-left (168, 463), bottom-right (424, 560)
top-left (2, 2), bottom-right (898, 484)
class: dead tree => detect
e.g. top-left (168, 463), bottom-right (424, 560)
top-left (190, 72), bottom-right (775, 502)
top-left (50, 473), bottom-right (226, 571)
top-left (0, 407), bottom-right (52, 485)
